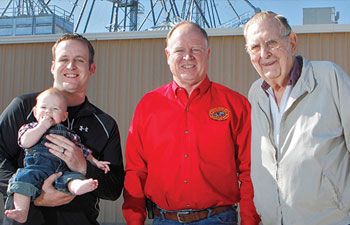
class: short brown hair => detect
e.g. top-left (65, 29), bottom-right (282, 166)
top-left (244, 11), bottom-right (292, 39)
top-left (166, 21), bottom-right (209, 48)
top-left (52, 33), bottom-right (95, 66)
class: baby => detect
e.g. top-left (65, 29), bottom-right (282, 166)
top-left (5, 88), bottom-right (110, 223)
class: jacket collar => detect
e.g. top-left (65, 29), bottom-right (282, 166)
top-left (290, 56), bottom-right (316, 99)
top-left (256, 56), bottom-right (316, 117)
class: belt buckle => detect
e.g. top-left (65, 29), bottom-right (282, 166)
top-left (176, 211), bottom-right (190, 223)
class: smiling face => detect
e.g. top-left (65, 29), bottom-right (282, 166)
top-left (51, 39), bottom-right (96, 95)
top-left (165, 23), bottom-right (210, 93)
top-left (34, 92), bottom-right (68, 125)
top-left (245, 17), bottom-right (297, 87)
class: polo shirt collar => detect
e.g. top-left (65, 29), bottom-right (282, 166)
top-left (172, 75), bottom-right (211, 96)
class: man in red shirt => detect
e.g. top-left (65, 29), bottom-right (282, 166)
top-left (122, 21), bottom-right (260, 225)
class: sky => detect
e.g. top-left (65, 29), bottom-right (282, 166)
top-left (0, 0), bottom-right (349, 33)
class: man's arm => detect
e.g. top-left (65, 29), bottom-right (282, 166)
top-left (122, 105), bottom-right (148, 225)
top-left (0, 96), bottom-right (34, 195)
top-left (333, 64), bottom-right (350, 151)
top-left (85, 122), bottom-right (124, 200)
top-left (45, 117), bottom-right (124, 201)
top-left (34, 172), bottom-right (75, 206)
top-left (234, 98), bottom-right (260, 225)
top-left (32, 121), bottom-right (124, 207)
top-left (19, 117), bottom-right (53, 149)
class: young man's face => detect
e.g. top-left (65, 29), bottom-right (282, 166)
top-left (34, 93), bottom-right (68, 125)
top-left (51, 40), bottom-right (96, 95)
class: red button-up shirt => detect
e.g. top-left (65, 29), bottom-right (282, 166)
top-left (123, 76), bottom-right (259, 225)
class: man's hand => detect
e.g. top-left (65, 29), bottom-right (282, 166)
top-left (45, 134), bottom-right (87, 175)
top-left (34, 172), bottom-right (75, 207)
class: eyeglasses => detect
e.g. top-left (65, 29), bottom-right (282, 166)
top-left (246, 33), bottom-right (290, 55)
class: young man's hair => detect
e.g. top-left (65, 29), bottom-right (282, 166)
top-left (244, 11), bottom-right (292, 38)
top-left (52, 33), bottom-right (95, 66)
top-left (166, 21), bottom-right (209, 48)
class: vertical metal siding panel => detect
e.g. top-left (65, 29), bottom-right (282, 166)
top-left (1, 44), bottom-right (17, 109)
top-left (334, 33), bottom-right (350, 73)
top-left (89, 39), bottom-right (119, 223)
top-left (208, 36), bottom-right (259, 97)
top-left (208, 36), bottom-right (226, 85)
top-left (86, 39), bottom-right (127, 224)
top-left (24, 43), bottom-right (53, 92)
top-left (0, 43), bottom-right (52, 112)
top-left (0, 45), bottom-right (13, 109)
top-left (321, 33), bottom-right (334, 61)
top-left (231, 36), bottom-right (259, 96)
top-left (345, 33), bottom-right (350, 73)
top-left (296, 33), bottom-right (350, 78)
top-left (308, 33), bottom-right (322, 60)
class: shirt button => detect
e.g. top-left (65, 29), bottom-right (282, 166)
top-left (184, 154), bottom-right (188, 158)
top-left (185, 130), bottom-right (189, 134)
top-left (185, 107), bottom-right (189, 111)
top-left (184, 180), bottom-right (188, 183)
top-left (186, 204), bottom-right (190, 207)
top-left (179, 88), bottom-right (182, 91)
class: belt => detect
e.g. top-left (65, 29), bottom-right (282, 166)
top-left (154, 205), bottom-right (233, 223)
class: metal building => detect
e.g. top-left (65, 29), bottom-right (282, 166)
top-left (303, 7), bottom-right (340, 25)
top-left (0, 0), bottom-right (260, 35)
top-left (0, 0), bottom-right (73, 36)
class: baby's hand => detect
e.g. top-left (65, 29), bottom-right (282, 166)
top-left (39, 116), bottom-right (54, 129)
top-left (96, 161), bottom-right (111, 174)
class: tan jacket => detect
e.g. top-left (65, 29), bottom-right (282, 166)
top-left (248, 56), bottom-right (350, 225)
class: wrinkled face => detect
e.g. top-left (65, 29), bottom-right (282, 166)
top-left (245, 18), bottom-right (296, 86)
top-left (165, 24), bottom-right (210, 89)
top-left (51, 40), bottom-right (96, 94)
top-left (34, 93), bottom-right (68, 125)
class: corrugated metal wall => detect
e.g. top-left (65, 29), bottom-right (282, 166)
top-left (0, 29), bottom-right (349, 224)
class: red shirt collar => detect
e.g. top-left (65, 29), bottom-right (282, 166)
top-left (172, 75), bottom-right (211, 97)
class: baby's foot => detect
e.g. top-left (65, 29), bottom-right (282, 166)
top-left (68, 178), bottom-right (98, 195)
top-left (5, 208), bottom-right (28, 223)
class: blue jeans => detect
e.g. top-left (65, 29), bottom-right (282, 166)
top-left (7, 148), bottom-right (85, 201)
top-left (7, 124), bottom-right (86, 202)
top-left (152, 207), bottom-right (238, 225)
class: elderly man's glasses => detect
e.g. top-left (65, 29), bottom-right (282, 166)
top-left (246, 33), bottom-right (290, 55)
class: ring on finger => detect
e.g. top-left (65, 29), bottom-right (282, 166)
top-left (61, 148), bottom-right (65, 154)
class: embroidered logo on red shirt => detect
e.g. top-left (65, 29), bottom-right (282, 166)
top-left (209, 107), bottom-right (230, 121)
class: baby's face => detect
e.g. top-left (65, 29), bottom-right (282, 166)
top-left (34, 93), bottom-right (67, 125)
